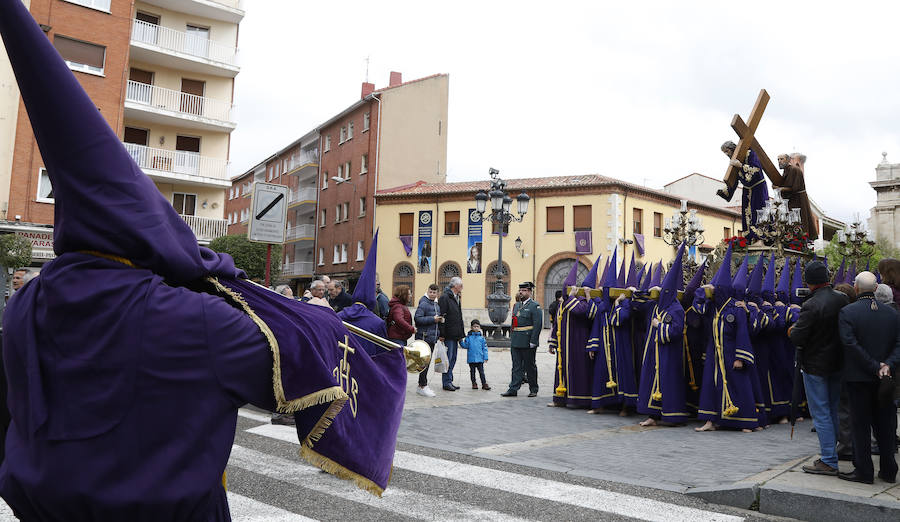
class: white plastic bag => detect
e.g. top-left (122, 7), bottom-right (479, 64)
top-left (432, 340), bottom-right (448, 373)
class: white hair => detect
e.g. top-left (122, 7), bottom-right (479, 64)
top-left (275, 284), bottom-right (291, 296)
top-left (855, 271), bottom-right (877, 293)
top-left (449, 276), bottom-right (463, 288)
top-left (790, 153), bottom-right (807, 165)
top-left (875, 284), bottom-right (894, 304)
top-left (21, 269), bottom-right (39, 284)
top-left (309, 280), bottom-right (325, 291)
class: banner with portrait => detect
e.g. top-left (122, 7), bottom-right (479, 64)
top-left (417, 210), bottom-right (432, 273)
top-left (466, 208), bottom-right (482, 273)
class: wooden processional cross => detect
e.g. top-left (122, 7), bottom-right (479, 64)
top-left (723, 89), bottom-right (784, 187)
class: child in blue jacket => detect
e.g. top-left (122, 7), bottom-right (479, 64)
top-left (460, 319), bottom-right (490, 390)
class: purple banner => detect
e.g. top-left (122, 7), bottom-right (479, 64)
top-left (400, 235), bottom-right (413, 256)
top-left (633, 233), bottom-right (645, 256)
top-left (575, 230), bottom-right (592, 255)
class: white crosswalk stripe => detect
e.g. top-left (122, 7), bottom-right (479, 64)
top-left (239, 412), bottom-right (743, 522)
top-left (228, 492), bottom-right (318, 522)
top-left (228, 445), bottom-right (531, 522)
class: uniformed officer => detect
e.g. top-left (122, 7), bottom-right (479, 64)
top-left (502, 282), bottom-right (544, 397)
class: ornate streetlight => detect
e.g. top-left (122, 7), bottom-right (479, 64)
top-left (473, 168), bottom-right (530, 330)
top-left (663, 199), bottom-right (705, 248)
top-left (836, 214), bottom-right (876, 261)
top-left (753, 191), bottom-right (805, 256)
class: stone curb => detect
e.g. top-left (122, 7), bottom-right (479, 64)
top-left (685, 483), bottom-right (759, 510)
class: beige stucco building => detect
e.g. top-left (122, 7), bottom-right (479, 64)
top-left (374, 174), bottom-right (740, 326)
top-left (869, 152), bottom-right (900, 249)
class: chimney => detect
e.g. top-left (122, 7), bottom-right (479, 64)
top-left (389, 71), bottom-right (402, 87)
top-left (361, 82), bottom-right (375, 99)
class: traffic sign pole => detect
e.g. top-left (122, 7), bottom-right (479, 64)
top-left (265, 244), bottom-right (272, 287)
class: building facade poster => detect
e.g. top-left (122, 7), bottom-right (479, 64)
top-left (466, 208), bottom-right (482, 273)
top-left (417, 210), bottom-right (432, 273)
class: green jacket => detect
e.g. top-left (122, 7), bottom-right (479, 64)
top-left (510, 298), bottom-right (542, 348)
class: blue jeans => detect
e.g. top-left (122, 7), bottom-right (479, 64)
top-left (442, 339), bottom-right (459, 388)
top-left (802, 371), bottom-right (842, 468)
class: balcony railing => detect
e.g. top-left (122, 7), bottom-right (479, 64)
top-left (181, 214), bottom-right (227, 242)
top-left (286, 224), bottom-right (315, 241)
top-left (288, 187), bottom-right (317, 204)
top-left (124, 142), bottom-right (228, 181)
top-left (289, 151), bottom-right (319, 171)
top-left (131, 19), bottom-right (238, 66)
top-left (283, 261), bottom-right (314, 277)
top-left (126, 80), bottom-right (234, 123)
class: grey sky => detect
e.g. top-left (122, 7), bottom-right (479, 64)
top-left (230, 1), bottom-right (900, 223)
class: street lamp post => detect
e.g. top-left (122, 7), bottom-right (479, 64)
top-left (473, 168), bottom-right (530, 335)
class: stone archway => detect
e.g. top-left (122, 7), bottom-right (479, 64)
top-left (536, 252), bottom-right (591, 327)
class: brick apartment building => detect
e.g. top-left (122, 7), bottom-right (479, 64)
top-left (228, 71), bottom-right (449, 290)
top-left (0, 0), bottom-right (243, 265)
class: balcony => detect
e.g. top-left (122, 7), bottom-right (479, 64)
top-left (139, 0), bottom-right (245, 24)
top-left (287, 151), bottom-right (319, 175)
top-left (124, 81), bottom-right (235, 132)
top-left (124, 142), bottom-right (230, 188)
top-left (181, 214), bottom-right (228, 244)
top-left (130, 20), bottom-right (239, 78)
top-left (288, 187), bottom-right (317, 206)
top-left (286, 224), bottom-right (316, 242)
top-left (283, 261), bottom-right (315, 277)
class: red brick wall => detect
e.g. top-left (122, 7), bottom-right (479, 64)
top-left (7, 0), bottom-right (134, 224)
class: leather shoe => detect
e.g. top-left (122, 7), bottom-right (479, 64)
top-left (452, 384), bottom-right (461, 390)
top-left (878, 472), bottom-right (897, 484)
top-left (801, 459), bottom-right (837, 476)
top-left (838, 471), bottom-right (874, 484)
top-left (500, 391), bottom-right (517, 397)
top-left (442, 385), bottom-right (457, 392)
top-left (528, 392), bottom-right (538, 397)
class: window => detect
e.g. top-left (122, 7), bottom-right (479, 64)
top-left (37, 168), bottom-right (54, 202)
top-left (348, 122), bottom-right (354, 140)
top-left (360, 154), bottom-right (368, 174)
top-left (172, 192), bottom-right (196, 216)
top-left (342, 202), bottom-right (349, 221)
top-left (335, 206), bottom-right (340, 223)
top-left (324, 135), bottom-right (331, 152)
top-left (229, 188), bottom-right (233, 200)
top-left (268, 165), bottom-right (274, 181)
top-left (64, 0), bottom-right (112, 12)
top-left (392, 262), bottom-right (415, 304)
top-left (322, 172), bottom-right (328, 189)
top-left (492, 222), bottom-right (508, 235)
top-left (363, 112), bottom-right (370, 131)
top-left (399, 213), bottom-right (414, 236)
top-left (226, 214), bottom-right (231, 225)
top-left (653, 212), bottom-right (663, 238)
top-left (54, 35), bottom-right (105, 75)
top-left (318, 248), bottom-right (325, 266)
top-left (344, 161), bottom-right (351, 179)
top-left (573, 205), bottom-right (591, 231)
top-left (320, 209), bottom-right (326, 227)
top-left (546, 206), bottom-right (564, 232)
top-left (357, 240), bottom-right (365, 261)
top-left (633, 208), bottom-right (643, 235)
top-left (341, 243), bottom-right (348, 263)
top-left (333, 245), bottom-right (339, 264)
top-left (340, 126), bottom-right (347, 143)
top-left (444, 211), bottom-right (460, 235)
top-left (724, 227), bottom-right (731, 238)
top-left (184, 25), bottom-right (210, 58)
top-left (359, 197), bottom-right (366, 217)
top-left (337, 165), bottom-right (343, 179)
top-left (438, 262), bottom-right (461, 291)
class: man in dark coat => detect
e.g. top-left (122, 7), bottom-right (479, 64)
top-left (789, 260), bottom-right (849, 476)
top-left (837, 271), bottom-right (900, 484)
top-left (438, 277), bottom-right (465, 390)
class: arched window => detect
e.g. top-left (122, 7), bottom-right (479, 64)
top-left (437, 261), bottom-right (462, 291)
top-left (392, 262), bottom-right (415, 305)
top-left (484, 261), bottom-right (511, 306)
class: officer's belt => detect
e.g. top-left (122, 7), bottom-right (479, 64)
top-left (513, 326), bottom-right (533, 331)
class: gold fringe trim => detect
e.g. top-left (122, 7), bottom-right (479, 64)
top-left (301, 393), bottom-right (347, 447)
top-left (207, 277), bottom-right (349, 413)
top-left (77, 250), bottom-right (137, 268)
top-left (299, 446), bottom-right (385, 497)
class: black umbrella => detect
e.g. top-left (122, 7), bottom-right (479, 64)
top-left (789, 345), bottom-right (803, 439)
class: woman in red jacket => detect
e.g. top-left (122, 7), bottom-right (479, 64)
top-left (387, 285), bottom-right (416, 344)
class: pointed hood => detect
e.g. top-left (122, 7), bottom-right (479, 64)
top-left (625, 253), bottom-right (638, 287)
top-left (0, 0), bottom-right (239, 284)
top-left (732, 255), bottom-right (750, 301)
top-left (683, 258), bottom-right (708, 303)
top-left (834, 258), bottom-right (846, 285)
top-left (351, 230), bottom-right (378, 310)
top-left (650, 261), bottom-right (663, 288)
top-left (563, 257), bottom-right (580, 289)
top-left (600, 249), bottom-right (618, 299)
top-left (659, 243), bottom-right (685, 307)
top-left (616, 254), bottom-right (627, 286)
top-left (846, 259), bottom-right (857, 285)
top-left (635, 265), bottom-right (646, 290)
top-left (711, 243), bottom-right (734, 301)
top-left (790, 257), bottom-right (805, 305)
top-left (762, 254), bottom-right (777, 302)
top-left (581, 255), bottom-right (602, 289)
top-left (776, 257), bottom-right (792, 303)
top-left (748, 254), bottom-right (765, 304)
